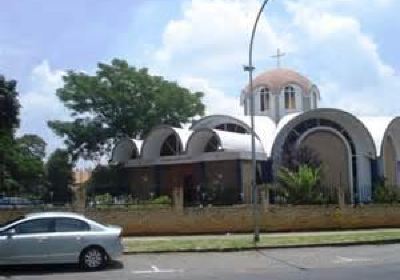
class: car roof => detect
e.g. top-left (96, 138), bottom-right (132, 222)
top-left (26, 212), bottom-right (85, 219)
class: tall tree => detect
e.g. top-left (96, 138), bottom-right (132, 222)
top-left (16, 134), bottom-right (46, 160)
top-left (15, 135), bottom-right (47, 197)
top-left (0, 75), bottom-right (20, 132)
top-left (48, 59), bottom-right (205, 160)
top-left (0, 75), bottom-right (20, 191)
top-left (86, 165), bottom-right (128, 196)
top-left (0, 76), bottom-right (47, 198)
top-left (0, 134), bottom-right (47, 197)
top-left (46, 149), bottom-right (73, 204)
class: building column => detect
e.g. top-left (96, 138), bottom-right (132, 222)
top-left (237, 160), bottom-right (244, 203)
top-left (173, 186), bottom-right (184, 212)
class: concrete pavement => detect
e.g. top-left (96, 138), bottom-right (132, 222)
top-left (1, 244), bottom-right (400, 279)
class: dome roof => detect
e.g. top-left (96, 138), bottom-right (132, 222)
top-left (243, 68), bottom-right (314, 94)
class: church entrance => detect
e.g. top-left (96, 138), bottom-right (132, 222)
top-left (183, 174), bottom-right (198, 206)
top-left (299, 129), bottom-right (352, 203)
top-left (160, 164), bottom-right (202, 206)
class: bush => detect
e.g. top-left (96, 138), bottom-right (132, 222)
top-left (150, 195), bottom-right (172, 205)
top-left (373, 183), bottom-right (400, 203)
top-left (94, 193), bottom-right (113, 205)
top-left (278, 165), bottom-right (322, 204)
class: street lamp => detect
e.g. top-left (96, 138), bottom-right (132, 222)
top-left (243, 0), bottom-right (270, 243)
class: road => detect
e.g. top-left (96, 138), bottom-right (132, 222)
top-left (1, 244), bottom-right (400, 279)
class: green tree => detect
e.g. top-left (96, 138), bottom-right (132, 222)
top-left (46, 149), bottom-right (73, 204)
top-left (0, 75), bottom-right (20, 191)
top-left (0, 76), bottom-right (47, 198)
top-left (0, 75), bottom-right (20, 132)
top-left (86, 165), bottom-right (128, 196)
top-left (48, 59), bottom-right (205, 160)
top-left (0, 134), bottom-right (47, 197)
top-left (13, 135), bottom-right (47, 197)
top-left (16, 134), bottom-right (46, 159)
top-left (278, 165), bottom-right (321, 204)
top-left (0, 134), bottom-right (19, 194)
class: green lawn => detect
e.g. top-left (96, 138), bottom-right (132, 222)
top-left (123, 230), bottom-right (400, 253)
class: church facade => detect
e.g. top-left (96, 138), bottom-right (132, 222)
top-left (111, 68), bottom-right (400, 205)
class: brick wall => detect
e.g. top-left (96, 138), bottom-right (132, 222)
top-left (1, 205), bottom-right (400, 236)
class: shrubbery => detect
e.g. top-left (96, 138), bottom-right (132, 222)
top-left (277, 165), bottom-right (323, 204)
top-left (373, 180), bottom-right (400, 203)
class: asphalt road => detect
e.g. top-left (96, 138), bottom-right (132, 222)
top-left (1, 244), bottom-right (400, 279)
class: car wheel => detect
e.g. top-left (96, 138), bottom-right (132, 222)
top-left (80, 246), bottom-right (107, 271)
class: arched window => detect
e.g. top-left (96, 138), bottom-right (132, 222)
top-left (215, 123), bottom-right (247, 134)
top-left (204, 135), bottom-right (221, 152)
top-left (131, 149), bottom-right (138, 159)
top-left (160, 134), bottom-right (182, 156)
top-left (284, 86), bottom-right (296, 109)
top-left (259, 87), bottom-right (270, 112)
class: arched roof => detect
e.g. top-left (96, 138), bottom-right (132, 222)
top-left (381, 117), bottom-right (400, 160)
top-left (238, 115), bottom-right (278, 156)
top-left (110, 138), bottom-right (143, 164)
top-left (141, 125), bottom-right (192, 160)
top-left (271, 108), bottom-right (377, 163)
top-left (186, 128), bottom-right (265, 157)
top-left (190, 114), bottom-right (252, 132)
top-left (242, 68), bottom-right (315, 96)
top-left (357, 116), bottom-right (395, 157)
top-left (276, 113), bottom-right (302, 136)
top-left (190, 114), bottom-right (277, 155)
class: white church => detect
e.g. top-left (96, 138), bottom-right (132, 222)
top-left (111, 64), bottom-right (400, 206)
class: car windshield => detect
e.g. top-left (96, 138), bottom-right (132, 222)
top-left (0, 216), bottom-right (25, 228)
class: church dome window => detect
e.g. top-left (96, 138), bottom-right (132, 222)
top-left (259, 87), bottom-right (270, 112)
top-left (284, 86), bottom-right (296, 109)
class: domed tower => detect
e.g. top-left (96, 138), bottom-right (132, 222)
top-left (240, 68), bottom-right (320, 124)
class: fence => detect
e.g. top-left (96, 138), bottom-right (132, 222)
top-left (86, 193), bottom-right (172, 209)
top-left (3, 204), bottom-right (400, 236)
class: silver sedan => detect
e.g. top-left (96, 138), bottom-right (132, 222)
top-left (0, 212), bottom-right (123, 270)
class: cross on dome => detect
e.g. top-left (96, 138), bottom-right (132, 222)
top-left (271, 48), bottom-right (286, 68)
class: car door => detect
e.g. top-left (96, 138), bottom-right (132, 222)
top-left (0, 229), bottom-right (13, 264)
top-left (8, 218), bottom-right (54, 264)
top-left (46, 218), bottom-right (90, 263)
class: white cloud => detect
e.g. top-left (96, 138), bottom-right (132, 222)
top-left (18, 60), bottom-right (69, 154)
top-left (152, 0), bottom-right (292, 117)
top-left (151, 0), bottom-right (400, 117)
top-left (179, 76), bottom-right (241, 116)
top-left (153, 0), bottom-right (292, 78)
top-left (284, 0), bottom-right (400, 115)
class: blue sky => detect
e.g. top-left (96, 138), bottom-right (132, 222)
top-left (1, 0), bottom-right (400, 157)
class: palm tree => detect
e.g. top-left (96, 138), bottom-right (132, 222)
top-left (278, 165), bottom-right (321, 204)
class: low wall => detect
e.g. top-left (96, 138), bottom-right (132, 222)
top-left (1, 205), bottom-right (400, 235)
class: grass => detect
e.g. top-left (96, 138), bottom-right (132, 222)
top-left (123, 229), bottom-right (400, 253)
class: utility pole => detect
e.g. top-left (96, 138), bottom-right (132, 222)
top-left (243, 0), bottom-right (270, 244)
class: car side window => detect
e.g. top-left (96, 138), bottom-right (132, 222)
top-left (14, 218), bottom-right (53, 234)
top-left (54, 218), bottom-right (90, 232)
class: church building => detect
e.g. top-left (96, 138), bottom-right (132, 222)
top-left (111, 66), bottom-right (400, 205)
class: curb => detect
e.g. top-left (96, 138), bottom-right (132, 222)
top-left (123, 238), bottom-right (400, 255)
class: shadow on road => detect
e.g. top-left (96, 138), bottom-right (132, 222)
top-left (0, 261), bottom-right (124, 277)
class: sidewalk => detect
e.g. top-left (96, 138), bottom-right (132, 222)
top-left (123, 228), bottom-right (400, 254)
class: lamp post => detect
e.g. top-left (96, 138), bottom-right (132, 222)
top-left (243, 0), bottom-right (270, 243)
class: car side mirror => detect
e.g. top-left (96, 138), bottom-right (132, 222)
top-left (6, 228), bottom-right (16, 239)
